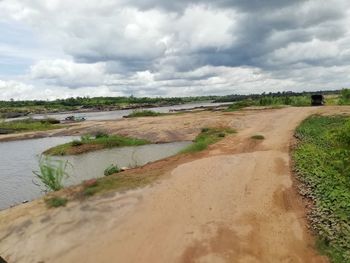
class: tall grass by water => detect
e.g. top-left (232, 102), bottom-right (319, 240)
top-left (33, 157), bottom-right (71, 192)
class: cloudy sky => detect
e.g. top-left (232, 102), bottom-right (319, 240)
top-left (0, 0), bottom-right (349, 100)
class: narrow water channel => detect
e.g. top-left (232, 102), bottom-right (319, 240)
top-left (0, 138), bottom-right (190, 210)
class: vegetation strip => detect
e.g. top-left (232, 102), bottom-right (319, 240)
top-left (181, 127), bottom-right (236, 153)
top-left (0, 118), bottom-right (61, 134)
top-left (125, 110), bottom-right (166, 118)
top-left (44, 133), bottom-right (150, 156)
top-left (293, 115), bottom-right (350, 262)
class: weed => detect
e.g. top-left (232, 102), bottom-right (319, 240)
top-left (71, 140), bottom-right (83, 146)
top-left (45, 197), bottom-right (68, 208)
top-left (181, 127), bottom-right (236, 153)
top-left (32, 157), bottom-right (71, 192)
top-left (251, 135), bottom-right (265, 140)
top-left (104, 164), bottom-right (121, 176)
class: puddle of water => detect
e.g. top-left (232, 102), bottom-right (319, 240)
top-left (0, 138), bottom-right (190, 210)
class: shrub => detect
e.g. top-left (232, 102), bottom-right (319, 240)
top-left (33, 157), bottom-right (71, 192)
top-left (95, 131), bottom-right (109, 138)
top-left (104, 164), bottom-right (121, 176)
top-left (40, 118), bottom-right (60, 124)
top-left (71, 140), bottom-right (83, 146)
top-left (127, 110), bottom-right (162, 118)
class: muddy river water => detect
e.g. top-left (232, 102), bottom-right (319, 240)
top-left (0, 137), bottom-right (190, 210)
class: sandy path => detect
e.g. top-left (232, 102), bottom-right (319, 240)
top-left (1, 107), bottom-right (340, 262)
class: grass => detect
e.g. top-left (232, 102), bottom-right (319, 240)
top-left (0, 118), bottom-right (61, 134)
top-left (251, 135), bottom-right (265, 140)
top-left (33, 157), bottom-right (70, 192)
top-left (44, 134), bottom-right (150, 156)
top-left (293, 115), bottom-right (350, 262)
top-left (104, 164), bottom-right (121, 176)
top-left (126, 110), bottom-right (164, 118)
top-left (181, 127), bottom-right (236, 153)
top-left (83, 172), bottom-right (154, 196)
top-left (45, 197), bottom-right (68, 208)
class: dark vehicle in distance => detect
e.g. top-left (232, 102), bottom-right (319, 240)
top-left (311, 95), bottom-right (324, 106)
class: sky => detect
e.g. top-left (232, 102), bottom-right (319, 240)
top-left (0, 0), bottom-right (350, 100)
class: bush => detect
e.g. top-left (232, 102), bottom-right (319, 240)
top-left (127, 110), bottom-right (162, 118)
top-left (33, 157), bottom-right (71, 192)
top-left (104, 164), bottom-right (121, 176)
top-left (95, 131), bottom-right (109, 138)
top-left (40, 118), bottom-right (60, 124)
top-left (71, 140), bottom-right (83, 146)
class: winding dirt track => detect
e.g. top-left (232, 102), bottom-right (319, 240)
top-left (2, 107), bottom-right (345, 263)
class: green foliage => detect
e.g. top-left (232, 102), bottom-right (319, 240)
top-left (227, 100), bottom-right (255, 111)
top-left (45, 197), bottom-right (68, 208)
top-left (0, 118), bottom-right (61, 134)
top-left (226, 95), bottom-right (311, 111)
top-left (251, 135), bottom-right (265, 140)
top-left (71, 140), bottom-right (83, 146)
top-left (83, 173), bottom-right (152, 197)
top-left (33, 157), bottom-right (71, 192)
top-left (339, 89), bottom-right (350, 105)
top-left (181, 127), bottom-right (236, 153)
top-left (104, 164), bottom-right (121, 176)
top-left (258, 96), bottom-right (310, 106)
top-left (45, 134), bottom-right (150, 155)
top-left (126, 110), bottom-right (163, 118)
top-left (293, 115), bottom-right (350, 262)
top-left (95, 131), bottom-right (109, 138)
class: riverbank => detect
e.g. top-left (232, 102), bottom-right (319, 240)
top-left (3, 107), bottom-right (350, 262)
top-left (0, 106), bottom-right (342, 262)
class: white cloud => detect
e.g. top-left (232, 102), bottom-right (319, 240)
top-left (30, 60), bottom-right (107, 87)
top-left (0, 0), bottom-right (350, 99)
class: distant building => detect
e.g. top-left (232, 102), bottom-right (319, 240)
top-left (311, 94), bottom-right (324, 106)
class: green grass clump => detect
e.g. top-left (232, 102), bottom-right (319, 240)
top-left (293, 115), bottom-right (350, 262)
top-left (251, 135), bottom-right (265, 140)
top-left (83, 173), bottom-right (152, 197)
top-left (0, 118), bottom-right (61, 134)
top-left (104, 164), bottom-right (121, 176)
top-left (45, 197), bottom-right (68, 208)
top-left (126, 110), bottom-right (164, 118)
top-left (181, 127), bottom-right (236, 153)
top-left (44, 134), bottom-right (150, 156)
top-left (33, 157), bottom-right (70, 192)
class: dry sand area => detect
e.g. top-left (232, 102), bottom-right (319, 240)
top-left (2, 106), bottom-right (350, 262)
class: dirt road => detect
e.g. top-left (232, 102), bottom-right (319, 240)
top-left (2, 107), bottom-right (341, 262)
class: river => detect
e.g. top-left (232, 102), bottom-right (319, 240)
top-left (0, 137), bottom-right (190, 210)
